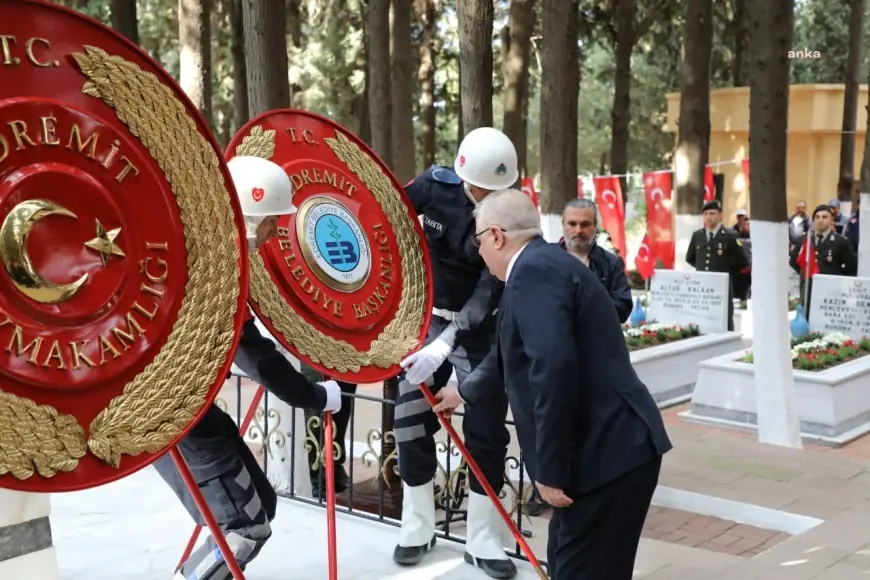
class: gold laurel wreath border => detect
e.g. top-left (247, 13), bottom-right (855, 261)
top-left (240, 128), bottom-right (427, 373)
top-left (0, 45), bottom-right (243, 480)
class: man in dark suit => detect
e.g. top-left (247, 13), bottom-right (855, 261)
top-left (432, 189), bottom-right (672, 579)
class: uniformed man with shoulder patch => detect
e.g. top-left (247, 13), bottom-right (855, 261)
top-left (393, 127), bottom-right (516, 578)
top-left (789, 204), bottom-right (858, 314)
top-left (685, 200), bottom-right (748, 331)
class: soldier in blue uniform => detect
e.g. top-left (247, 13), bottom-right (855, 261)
top-left (156, 157), bottom-right (343, 580)
top-left (393, 128), bottom-right (518, 578)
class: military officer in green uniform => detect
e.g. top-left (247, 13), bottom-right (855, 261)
top-left (789, 204), bottom-right (857, 317)
top-left (685, 200), bottom-right (749, 330)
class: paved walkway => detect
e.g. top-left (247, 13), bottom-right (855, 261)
top-left (182, 381), bottom-right (870, 578)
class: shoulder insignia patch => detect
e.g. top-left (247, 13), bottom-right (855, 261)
top-left (430, 166), bottom-right (462, 186)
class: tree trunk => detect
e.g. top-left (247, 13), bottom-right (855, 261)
top-left (391, 0), bottom-right (416, 182)
top-left (231, 0), bottom-right (249, 131)
top-left (732, 0), bottom-right (751, 86)
top-left (179, 0), bottom-right (213, 129)
top-left (674, 0), bottom-right (712, 269)
top-left (358, 20), bottom-right (372, 144)
top-left (457, 0), bottom-right (494, 135)
top-left (859, 54), bottom-right (870, 276)
top-left (502, 0), bottom-right (535, 181)
top-left (368, 0), bottom-right (393, 166)
top-left (610, 0), bottom-right (636, 197)
top-left (837, 0), bottom-right (865, 202)
top-left (415, 0), bottom-right (438, 170)
top-left (287, 0), bottom-right (303, 48)
top-left (748, 0), bottom-right (801, 448)
top-left (110, 0), bottom-right (139, 45)
top-left (242, 0), bottom-right (291, 117)
top-left (457, 60), bottom-right (465, 139)
top-left (539, 0), bottom-right (579, 240)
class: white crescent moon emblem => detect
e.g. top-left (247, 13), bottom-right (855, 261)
top-left (639, 242), bottom-right (650, 259)
top-left (650, 188), bottom-right (664, 203)
top-left (602, 189), bottom-right (617, 205)
top-left (704, 185), bottom-right (710, 197)
top-left (0, 199), bottom-right (88, 304)
top-left (522, 185), bottom-right (533, 196)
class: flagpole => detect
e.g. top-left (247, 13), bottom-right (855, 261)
top-left (644, 276), bottom-right (650, 318)
top-left (802, 234), bottom-right (812, 314)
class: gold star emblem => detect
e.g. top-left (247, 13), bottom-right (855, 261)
top-left (84, 220), bottom-right (126, 267)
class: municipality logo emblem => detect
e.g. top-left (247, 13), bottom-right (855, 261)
top-left (495, 163), bottom-right (506, 176)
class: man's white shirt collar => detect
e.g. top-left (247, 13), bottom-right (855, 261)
top-left (505, 242), bottom-right (530, 282)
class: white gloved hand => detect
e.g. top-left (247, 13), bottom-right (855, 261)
top-left (400, 338), bottom-right (453, 385)
top-left (319, 380), bottom-right (342, 413)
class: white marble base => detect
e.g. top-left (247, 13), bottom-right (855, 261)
top-left (52, 467), bottom-right (539, 580)
top-left (0, 491), bottom-right (57, 580)
top-left (630, 333), bottom-right (745, 408)
top-left (680, 349), bottom-right (870, 446)
top-left (0, 548), bottom-right (59, 580)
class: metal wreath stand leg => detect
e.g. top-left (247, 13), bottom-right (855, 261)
top-left (174, 385), bottom-right (340, 580)
top-left (416, 382), bottom-right (549, 580)
top-left (175, 385), bottom-right (265, 577)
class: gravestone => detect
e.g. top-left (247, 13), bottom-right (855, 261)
top-left (648, 270), bottom-right (730, 334)
top-left (808, 274), bottom-right (870, 339)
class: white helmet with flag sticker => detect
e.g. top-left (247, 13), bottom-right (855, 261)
top-left (228, 155), bottom-right (297, 217)
top-left (453, 127), bottom-right (519, 191)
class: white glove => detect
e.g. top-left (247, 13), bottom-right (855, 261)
top-left (400, 338), bottom-right (453, 385)
top-left (319, 380), bottom-right (342, 413)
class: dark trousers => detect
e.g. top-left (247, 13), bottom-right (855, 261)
top-left (547, 457), bottom-right (661, 580)
top-left (303, 373), bottom-right (357, 476)
top-left (394, 317), bottom-right (509, 495)
top-left (154, 405), bottom-right (277, 577)
top-left (733, 272), bottom-right (752, 301)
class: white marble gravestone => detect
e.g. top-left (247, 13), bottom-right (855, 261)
top-left (808, 274), bottom-right (870, 340)
top-left (648, 270), bottom-right (730, 334)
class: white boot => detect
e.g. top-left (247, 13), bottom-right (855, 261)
top-left (466, 490), bottom-right (510, 561)
top-left (398, 480), bottom-right (436, 547)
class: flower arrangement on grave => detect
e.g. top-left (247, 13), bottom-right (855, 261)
top-left (740, 332), bottom-right (870, 371)
top-left (623, 322), bottom-right (701, 352)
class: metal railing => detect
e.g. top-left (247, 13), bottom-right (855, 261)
top-left (217, 373), bottom-right (546, 566)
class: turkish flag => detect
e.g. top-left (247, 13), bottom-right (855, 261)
top-left (704, 166), bottom-right (715, 201)
top-left (592, 176), bottom-right (626, 258)
top-left (742, 159), bottom-right (750, 185)
top-left (643, 171), bottom-right (675, 269)
top-left (634, 231), bottom-right (656, 280)
top-left (577, 177), bottom-right (584, 199)
top-left (521, 178), bottom-right (539, 209)
top-left (796, 235), bottom-right (819, 279)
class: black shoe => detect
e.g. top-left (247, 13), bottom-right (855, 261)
top-left (464, 553), bottom-right (518, 578)
top-left (393, 536), bottom-right (436, 566)
top-left (525, 487), bottom-right (550, 517)
top-left (310, 464), bottom-right (350, 500)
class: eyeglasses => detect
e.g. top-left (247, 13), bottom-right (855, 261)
top-left (471, 226), bottom-right (506, 247)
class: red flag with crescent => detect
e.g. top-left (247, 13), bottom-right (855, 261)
top-left (577, 177), bottom-right (584, 199)
top-left (796, 235), bottom-right (819, 279)
top-left (521, 178), bottom-right (539, 209)
top-left (704, 166), bottom-right (715, 201)
top-left (592, 176), bottom-right (626, 258)
top-left (634, 231), bottom-right (656, 280)
top-left (742, 159), bottom-right (750, 186)
top-left (643, 171), bottom-right (675, 269)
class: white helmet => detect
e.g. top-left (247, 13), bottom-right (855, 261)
top-left (453, 127), bottom-right (519, 191)
top-left (227, 155), bottom-right (297, 218)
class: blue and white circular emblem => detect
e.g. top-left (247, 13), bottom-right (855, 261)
top-left (303, 200), bottom-right (370, 286)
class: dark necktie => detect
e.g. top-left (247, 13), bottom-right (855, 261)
top-left (708, 231), bottom-right (713, 243)
top-left (816, 235), bottom-right (822, 247)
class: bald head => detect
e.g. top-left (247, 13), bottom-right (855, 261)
top-left (472, 188), bottom-right (542, 281)
top-left (473, 188), bottom-right (542, 241)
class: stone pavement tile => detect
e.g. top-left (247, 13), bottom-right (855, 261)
top-left (810, 560), bottom-right (870, 579)
top-left (633, 538), bottom-right (745, 578)
top-left (749, 540), bottom-right (850, 571)
top-left (780, 497), bottom-right (854, 520)
top-left (711, 560), bottom-right (832, 580)
top-left (788, 507), bottom-right (870, 553)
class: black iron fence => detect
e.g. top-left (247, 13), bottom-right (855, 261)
top-left (217, 373), bottom-right (546, 566)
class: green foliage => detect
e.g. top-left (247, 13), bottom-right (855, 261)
top-left (792, 0), bottom-right (870, 84)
